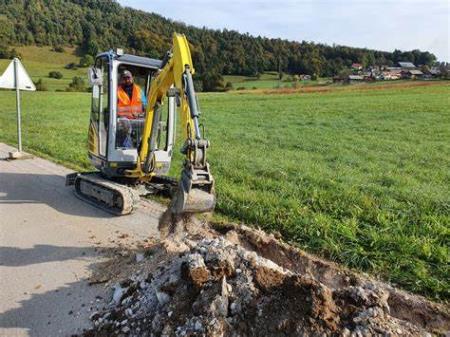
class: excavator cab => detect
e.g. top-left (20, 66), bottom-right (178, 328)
top-left (87, 50), bottom-right (176, 178)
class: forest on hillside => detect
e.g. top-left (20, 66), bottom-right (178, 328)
top-left (0, 0), bottom-right (438, 90)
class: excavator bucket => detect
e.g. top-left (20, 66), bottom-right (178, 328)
top-left (170, 163), bottom-right (215, 214)
top-left (171, 186), bottom-right (216, 214)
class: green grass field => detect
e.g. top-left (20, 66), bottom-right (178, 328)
top-left (1, 46), bottom-right (449, 300)
top-left (1, 82), bottom-right (448, 300)
top-left (223, 72), bottom-right (331, 90)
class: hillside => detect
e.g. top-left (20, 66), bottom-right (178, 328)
top-left (0, 0), bottom-right (436, 86)
top-left (0, 46), bottom-right (88, 91)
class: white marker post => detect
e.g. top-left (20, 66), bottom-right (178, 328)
top-left (0, 57), bottom-right (36, 159)
top-left (14, 58), bottom-right (23, 153)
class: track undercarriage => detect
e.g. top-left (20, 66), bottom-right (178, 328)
top-left (66, 172), bottom-right (177, 215)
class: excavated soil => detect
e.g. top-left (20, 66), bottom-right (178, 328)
top-left (81, 217), bottom-right (449, 337)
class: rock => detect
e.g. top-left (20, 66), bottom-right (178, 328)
top-left (341, 328), bottom-right (351, 337)
top-left (156, 291), bottom-right (170, 306)
top-left (121, 296), bottom-right (133, 306)
top-left (221, 276), bottom-right (232, 297)
top-left (89, 312), bottom-right (101, 321)
top-left (135, 253), bottom-right (145, 263)
top-left (194, 320), bottom-right (203, 331)
top-left (182, 253), bottom-right (209, 288)
top-left (230, 301), bottom-right (241, 315)
top-left (210, 295), bottom-right (228, 317)
top-left (112, 284), bottom-right (127, 305)
top-left (253, 263), bottom-right (287, 291)
top-left (204, 247), bottom-right (235, 279)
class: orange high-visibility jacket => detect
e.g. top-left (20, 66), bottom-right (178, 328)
top-left (117, 84), bottom-right (145, 119)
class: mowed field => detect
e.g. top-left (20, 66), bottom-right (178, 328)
top-left (223, 72), bottom-right (331, 89)
top-left (1, 81), bottom-right (449, 300)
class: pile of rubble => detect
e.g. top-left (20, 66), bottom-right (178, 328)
top-left (81, 222), bottom-right (449, 337)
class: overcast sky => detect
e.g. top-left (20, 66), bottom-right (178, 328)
top-left (118, 0), bottom-right (449, 62)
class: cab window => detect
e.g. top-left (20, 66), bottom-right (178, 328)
top-left (115, 65), bottom-right (153, 149)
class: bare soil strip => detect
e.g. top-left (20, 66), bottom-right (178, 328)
top-left (81, 218), bottom-right (449, 337)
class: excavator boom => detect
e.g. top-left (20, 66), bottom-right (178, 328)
top-left (129, 33), bottom-right (215, 214)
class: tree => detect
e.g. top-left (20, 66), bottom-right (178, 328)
top-left (438, 63), bottom-right (449, 79)
top-left (66, 76), bottom-right (86, 92)
top-left (224, 81), bottom-right (233, 91)
top-left (337, 68), bottom-right (352, 79)
top-left (34, 79), bottom-right (48, 91)
top-left (0, 0), bottom-right (438, 80)
top-left (49, 71), bottom-right (63, 79)
top-left (79, 55), bottom-right (94, 67)
top-left (0, 45), bottom-right (21, 59)
top-left (0, 16), bottom-right (14, 44)
top-left (201, 69), bottom-right (224, 92)
top-left (52, 46), bottom-right (65, 53)
top-left (420, 65), bottom-right (430, 74)
top-left (362, 52), bottom-right (375, 68)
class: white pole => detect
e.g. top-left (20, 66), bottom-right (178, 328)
top-left (14, 58), bottom-right (22, 153)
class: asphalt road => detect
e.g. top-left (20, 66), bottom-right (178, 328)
top-left (0, 143), bottom-right (165, 337)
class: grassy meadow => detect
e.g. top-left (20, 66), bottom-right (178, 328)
top-left (0, 46), bottom-right (87, 91)
top-left (1, 47), bottom-right (449, 300)
top-left (1, 82), bottom-right (449, 301)
top-left (223, 71), bottom-right (331, 90)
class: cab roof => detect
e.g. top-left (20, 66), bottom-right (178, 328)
top-left (117, 54), bottom-right (162, 69)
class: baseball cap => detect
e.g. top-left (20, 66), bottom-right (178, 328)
top-left (121, 70), bottom-right (133, 79)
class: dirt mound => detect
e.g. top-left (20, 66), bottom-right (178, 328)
top-left (81, 220), bottom-right (449, 337)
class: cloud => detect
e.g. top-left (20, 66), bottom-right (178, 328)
top-left (119, 0), bottom-right (449, 61)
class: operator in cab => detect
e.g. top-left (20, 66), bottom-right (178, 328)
top-left (117, 70), bottom-right (147, 148)
top-left (117, 70), bottom-right (147, 118)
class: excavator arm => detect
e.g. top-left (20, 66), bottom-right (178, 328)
top-left (130, 33), bottom-right (215, 214)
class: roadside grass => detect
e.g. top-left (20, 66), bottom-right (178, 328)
top-left (0, 91), bottom-right (91, 170)
top-left (0, 46), bottom-right (87, 91)
top-left (0, 82), bottom-right (448, 301)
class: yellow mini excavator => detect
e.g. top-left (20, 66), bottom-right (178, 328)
top-left (66, 33), bottom-right (215, 215)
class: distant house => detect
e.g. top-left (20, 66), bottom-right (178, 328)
top-left (430, 67), bottom-right (441, 77)
top-left (348, 75), bottom-right (364, 83)
top-left (382, 69), bottom-right (401, 80)
top-left (398, 62), bottom-right (416, 69)
top-left (351, 63), bottom-right (363, 70)
top-left (386, 66), bottom-right (402, 71)
top-left (401, 69), bottom-right (423, 79)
